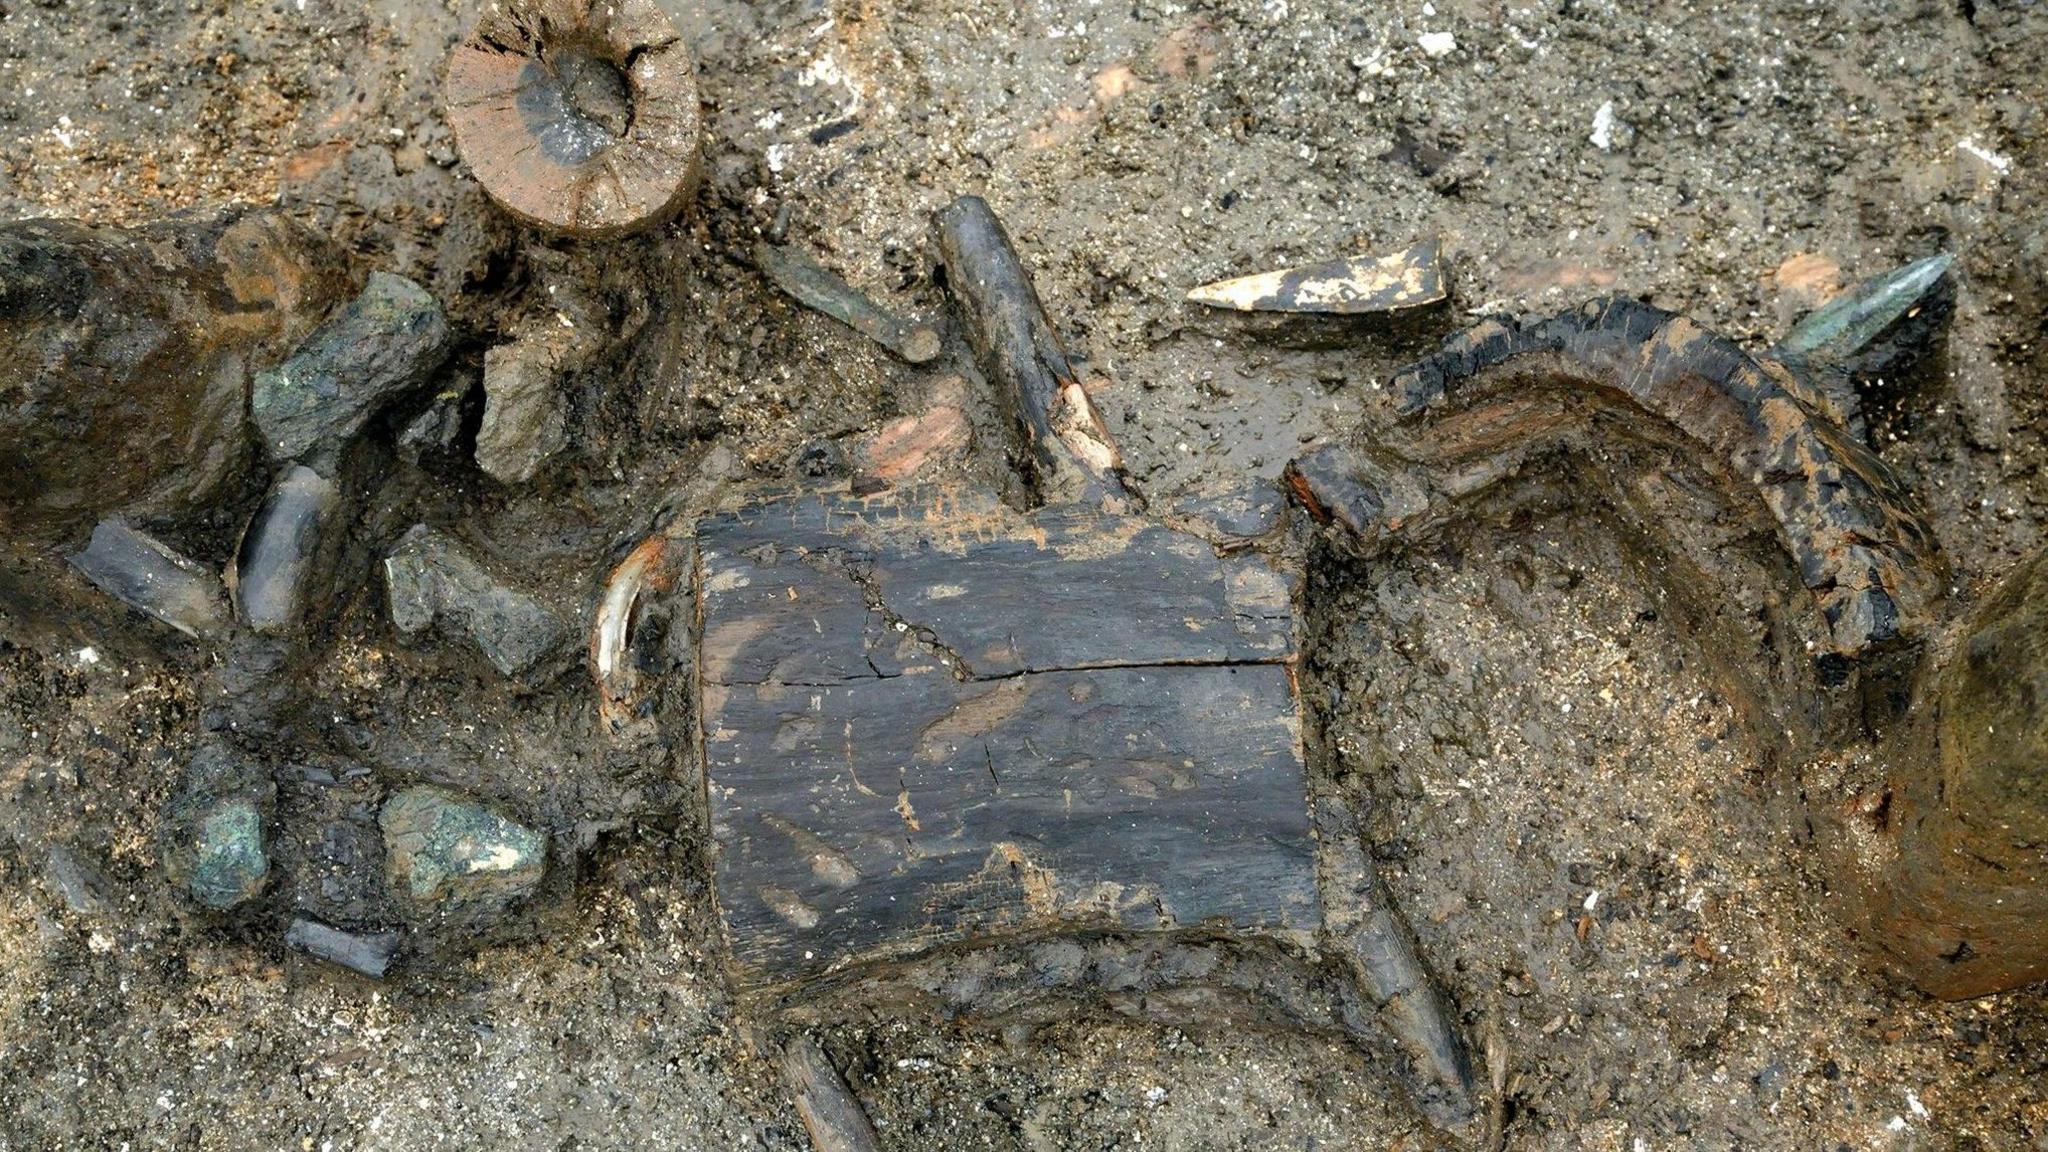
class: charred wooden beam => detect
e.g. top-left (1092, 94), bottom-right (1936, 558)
top-left (692, 482), bottom-right (1483, 1131)
top-left (696, 487), bottom-right (1308, 986)
top-left (934, 196), bottom-right (1134, 512)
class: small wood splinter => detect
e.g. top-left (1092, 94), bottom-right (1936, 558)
top-left (755, 241), bottom-right (944, 364)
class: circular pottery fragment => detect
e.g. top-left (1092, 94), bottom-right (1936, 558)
top-left (445, 0), bottom-right (702, 237)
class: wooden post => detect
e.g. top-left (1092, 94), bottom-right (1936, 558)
top-left (934, 195), bottom-right (1134, 512)
top-left (1864, 546), bottom-right (2048, 998)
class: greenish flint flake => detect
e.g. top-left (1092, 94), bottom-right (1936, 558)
top-left (251, 271), bottom-right (452, 466)
top-left (383, 524), bottom-right (566, 677)
top-left (1778, 253), bottom-right (1954, 363)
top-left (380, 786), bottom-right (546, 908)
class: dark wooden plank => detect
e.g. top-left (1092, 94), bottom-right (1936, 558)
top-left (705, 663), bottom-right (1316, 983)
top-left (695, 487), bottom-right (1313, 987)
top-left (696, 487), bottom-right (1293, 688)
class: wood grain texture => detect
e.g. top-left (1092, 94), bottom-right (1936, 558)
top-left (1387, 297), bottom-right (1941, 657)
top-left (696, 487), bottom-right (1315, 987)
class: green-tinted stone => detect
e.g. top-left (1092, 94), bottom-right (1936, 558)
top-left (383, 525), bottom-right (566, 677)
top-left (380, 786), bottom-right (546, 909)
top-left (163, 742), bottom-right (275, 911)
top-left (187, 800), bottom-right (270, 909)
top-left (251, 271), bottom-right (452, 465)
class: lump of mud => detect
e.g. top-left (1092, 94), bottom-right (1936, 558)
top-left (0, 208), bottom-right (350, 543)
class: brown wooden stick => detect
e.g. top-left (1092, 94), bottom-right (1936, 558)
top-left (1311, 789), bottom-right (1479, 1136)
top-left (782, 1036), bottom-right (882, 1152)
top-left (934, 196), bottom-right (1134, 512)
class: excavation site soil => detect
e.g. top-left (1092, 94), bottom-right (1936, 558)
top-left (2, 0), bottom-right (2046, 1149)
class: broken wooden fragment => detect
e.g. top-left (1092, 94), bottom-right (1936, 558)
top-left (782, 1037), bottom-right (882, 1152)
top-left (849, 378), bottom-right (971, 495)
top-left (934, 196), bottom-right (1133, 512)
top-left (1187, 242), bottom-right (1446, 315)
top-left (756, 242), bottom-right (943, 364)
top-left (444, 0), bottom-right (702, 237)
top-left (1309, 297), bottom-right (1942, 659)
top-left (68, 519), bottom-right (227, 639)
top-left (1283, 444), bottom-right (1435, 546)
top-left (1312, 789), bottom-right (1476, 1135)
top-left (696, 486), bottom-right (1311, 986)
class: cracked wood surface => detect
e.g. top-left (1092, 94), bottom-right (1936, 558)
top-left (696, 486), bottom-right (1316, 987)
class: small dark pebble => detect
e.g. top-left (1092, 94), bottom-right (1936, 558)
top-left (808, 118), bottom-right (858, 145)
top-left (792, 438), bottom-right (850, 479)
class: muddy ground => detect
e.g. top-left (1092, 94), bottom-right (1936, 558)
top-left (3, 0), bottom-right (2047, 1148)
